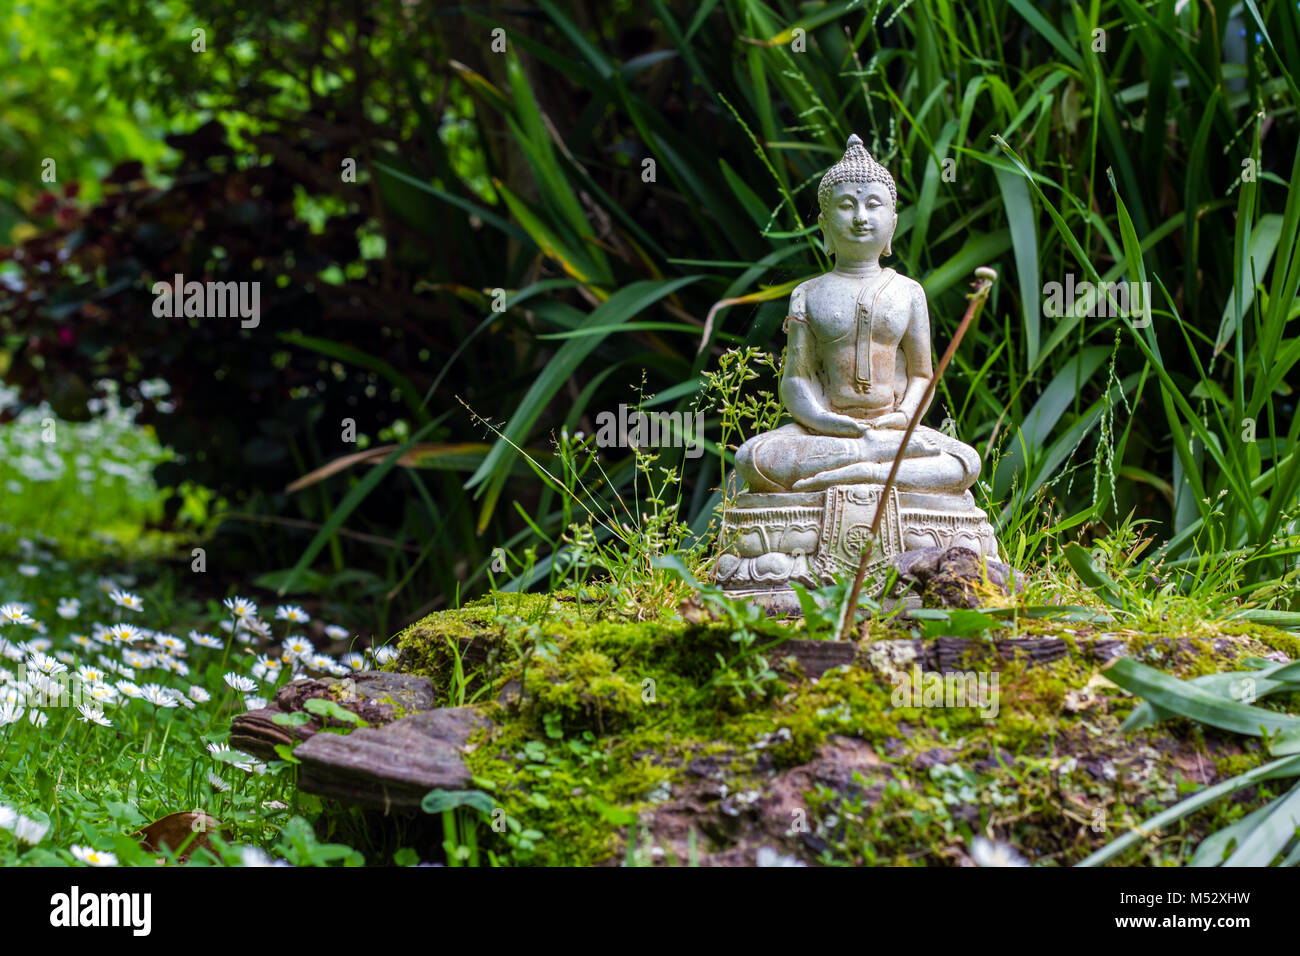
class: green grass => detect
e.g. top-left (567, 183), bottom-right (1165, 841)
top-left (0, 543), bottom-right (387, 866)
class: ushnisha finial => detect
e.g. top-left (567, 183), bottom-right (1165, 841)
top-left (817, 133), bottom-right (897, 212)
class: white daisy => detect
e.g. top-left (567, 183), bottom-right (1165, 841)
top-left (970, 836), bottom-right (1030, 867)
top-left (224, 672), bottom-right (257, 693)
top-left (26, 710), bottom-right (47, 728)
top-left (244, 696), bottom-right (268, 711)
top-left (207, 772), bottom-right (230, 792)
top-left (281, 636), bottom-right (314, 660)
top-left (26, 652), bottom-right (66, 677)
top-left (56, 598), bottom-right (81, 619)
top-left (251, 655), bottom-right (282, 682)
top-left (77, 704), bottom-right (112, 726)
top-left (189, 631), bottom-right (223, 649)
top-left (0, 701), bottom-right (23, 726)
top-left (76, 666), bottom-right (106, 684)
top-left (0, 604), bottom-right (35, 627)
top-left (223, 596), bottom-right (258, 619)
top-left (188, 685), bottom-right (211, 703)
top-left (108, 589), bottom-right (144, 612)
top-left (70, 845), bottom-right (118, 867)
top-left (141, 684), bottom-right (178, 708)
top-left (12, 815), bottom-right (48, 845)
top-left (324, 625), bottom-right (349, 641)
top-left (275, 605), bottom-right (310, 624)
top-left (238, 846), bottom-right (273, 866)
top-left (167, 688), bottom-right (195, 710)
top-left (69, 634), bottom-right (100, 652)
top-left (155, 634), bottom-right (186, 655)
top-left (242, 617), bottom-right (271, 639)
top-left (120, 650), bottom-right (153, 669)
top-left (340, 652), bottom-right (365, 671)
top-left (107, 623), bottom-right (143, 645)
top-left (114, 680), bottom-right (143, 699)
top-left (17, 564), bottom-right (38, 578)
top-left (306, 653), bottom-right (336, 672)
top-left (86, 683), bottom-right (118, 704)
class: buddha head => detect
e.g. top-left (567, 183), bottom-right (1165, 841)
top-left (817, 134), bottom-right (898, 261)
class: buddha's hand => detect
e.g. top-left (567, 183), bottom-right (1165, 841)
top-left (813, 412), bottom-right (871, 437)
top-left (871, 411), bottom-right (910, 429)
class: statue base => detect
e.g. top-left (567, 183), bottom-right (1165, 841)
top-left (714, 486), bottom-right (1000, 604)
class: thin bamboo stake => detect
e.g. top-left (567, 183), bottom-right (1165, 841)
top-left (835, 266), bottom-right (999, 641)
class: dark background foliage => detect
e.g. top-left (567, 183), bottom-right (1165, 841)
top-left (3, 0), bottom-right (1298, 629)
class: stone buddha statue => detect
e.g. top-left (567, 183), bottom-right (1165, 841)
top-left (716, 134), bottom-right (999, 605)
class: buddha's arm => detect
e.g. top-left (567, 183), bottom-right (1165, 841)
top-left (781, 309), bottom-right (864, 438)
top-left (893, 284), bottom-right (935, 423)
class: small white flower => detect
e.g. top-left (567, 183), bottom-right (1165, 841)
top-left (224, 672), bottom-right (257, 693)
top-left (223, 596), bottom-right (258, 619)
top-left (244, 696), bottom-right (268, 711)
top-left (242, 617), bottom-right (271, 639)
top-left (207, 772), bottom-right (231, 792)
top-left (121, 649), bottom-right (153, 669)
top-left (141, 684), bottom-right (179, 708)
top-left (238, 846), bottom-right (274, 866)
top-left (71, 845), bottom-right (118, 867)
top-left (306, 653), bottom-right (336, 672)
top-left (0, 604), bottom-right (35, 627)
top-left (69, 634), bottom-right (100, 653)
top-left (188, 685), bottom-right (211, 703)
top-left (76, 666), bottom-right (106, 684)
top-left (86, 683), bottom-right (118, 704)
top-left (56, 598), bottom-right (80, 619)
top-left (77, 704), bottom-right (112, 726)
top-left (251, 654), bottom-right (283, 682)
top-left (275, 605), bottom-right (310, 624)
top-left (27, 710), bottom-right (48, 728)
top-left (372, 646), bottom-right (398, 665)
top-left (970, 836), bottom-right (1029, 867)
top-left (12, 815), bottom-right (48, 845)
top-left (281, 636), bottom-right (314, 660)
top-left (167, 688), bottom-right (196, 709)
top-left (189, 631), bottom-right (223, 649)
top-left (27, 652), bottom-right (66, 677)
top-left (108, 589), bottom-right (143, 612)
top-left (324, 624), bottom-right (349, 641)
top-left (755, 846), bottom-right (806, 867)
top-left (115, 680), bottom-right (143, 699)
top-left (154, 655), bottom-right (189, 676)
top-left (17, 565), bottom-right (38, 578)
top-left (0, 701), bottom-right (23, 727)
top-left (107, 623), bottom-right (143, 645)
top-left (340, 652), bottom-right (365, 671)
top-left (155, 634), bottom-right (186, 655)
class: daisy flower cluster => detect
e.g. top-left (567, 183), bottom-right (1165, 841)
top-left (0, 569), bottom-right (393, 865)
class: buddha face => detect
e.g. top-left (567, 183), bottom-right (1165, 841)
top-left (820, 181), bottom-right (896, 261)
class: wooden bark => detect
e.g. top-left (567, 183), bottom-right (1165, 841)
top-left (295, 707), bottom-right (489, 812)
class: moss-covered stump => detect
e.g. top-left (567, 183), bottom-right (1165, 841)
top-left (379, 593), bottom-right (1300, 866)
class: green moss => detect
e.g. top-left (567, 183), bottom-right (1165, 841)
top-left (391, 592), bottom-right (1300, 866)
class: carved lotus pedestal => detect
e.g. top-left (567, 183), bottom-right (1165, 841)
top-left (714, 485), bottom-right (1000, 615)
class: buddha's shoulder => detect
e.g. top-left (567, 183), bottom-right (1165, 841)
top-left (885, 270), bottom-right (926, 302)
top-left (788, 275), bottom-right (823, 316)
